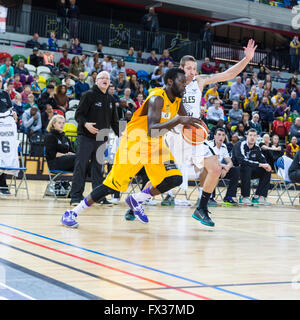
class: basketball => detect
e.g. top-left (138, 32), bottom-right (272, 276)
top-left (181, 122), bottom-right (209, 146)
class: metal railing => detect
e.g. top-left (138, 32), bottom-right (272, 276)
top-left (6, 6), bottom-right (291, 69)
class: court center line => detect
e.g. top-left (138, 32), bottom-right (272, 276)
top-left (0, 230), bottom-right (213, 300)
top-left (0, 223), bottom-right (257, 300)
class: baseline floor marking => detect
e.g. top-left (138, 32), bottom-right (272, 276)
top-left (0, 241), bottom-right (163, 300)
top-left (0, 230), bottom-right (213, 300)
top-left (0, 255), bottom-right (101, 300)
top-left (0, 282), bottom-right (34, 300)
top-left (0, 223), bottom-right (257, 300)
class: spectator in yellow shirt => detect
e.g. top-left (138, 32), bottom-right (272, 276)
top-left (204, 83), bottom-right (223, 104)
top-left (271, 91), bottom-right (284, 108)
top-left (243, 85), bottom-right (259, 114)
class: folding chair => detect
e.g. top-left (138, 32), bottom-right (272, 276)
top-left (25, 64), bottom-right (37, 76)
top-left (43, 150), bottom-right (72, 200)
top-left (273, 157), bottom-right (298, 205)
top-left (119, 175), bottom-right (143, 199)
top-left (0, 146), bottom-right (29, 199)
top-left (215, 178), bottom-right (230, 201)
top-left (68, 99), bottom-right (80, 110)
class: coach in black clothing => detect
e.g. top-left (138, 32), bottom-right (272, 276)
top-left (70, 71), bottom-right (119, 205)
top-left (232, 128), bottom-right (272, 203)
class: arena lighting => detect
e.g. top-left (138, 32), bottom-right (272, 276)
top-left (211, 17), bottom-right (253, 27)
top-left (0, 0), bottom-right (23, 8)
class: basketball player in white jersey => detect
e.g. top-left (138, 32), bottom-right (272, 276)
top-left (125, 39), bottom-right (257, 227)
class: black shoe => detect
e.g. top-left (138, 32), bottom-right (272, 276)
top-left (70, 198), bottom-right (81, 206)
top-left (97, 197), bottom-right (112, 205)
top-left (192, 208), bottom-right (215, 227)
top-left (0, 189), bottom-right (10, 195)
top-left (125, 209), bottom-right (136, 221)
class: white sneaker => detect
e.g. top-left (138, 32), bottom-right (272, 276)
top-left (259, 197), bottom-right (271, 206)
top-left (239, 197), bottom-right (252, 206)
top-left (144, 198), bottom-right (157, 206)
top-left (110, 197), bottom-right (120, 205)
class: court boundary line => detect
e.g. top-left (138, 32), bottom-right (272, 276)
top-left (140, 280), bottom-right (300, 291)
top-left (0, 223), bottom-right (257, 300)
top-left (0, 253), bottom-right (102, 300)
top-left (0, 230), bottom-right (213, 300)
top-left (0, 241), bottom-right (164, 300)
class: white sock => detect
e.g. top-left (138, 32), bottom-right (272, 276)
top-left (133, 187), bottom-right (153, 203)
top-left (72, 198), bottom-right (90, 215)
top-left (198, 187), bottom-right (203, 199)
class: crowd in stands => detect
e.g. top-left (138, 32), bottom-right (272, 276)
top-left (1, 26), bottom-right (300, 198)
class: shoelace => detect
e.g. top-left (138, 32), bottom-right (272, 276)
top-left (135, 204), bottom-right (146, 217)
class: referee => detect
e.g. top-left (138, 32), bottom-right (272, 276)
top-left (70, 71), bottom-right (119, 205)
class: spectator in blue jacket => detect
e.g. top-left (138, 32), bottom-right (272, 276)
top-left (286, 91), bottom-right (300, 114)
top-left (258, 96), bottom-right (274, 132)
top-left (48, 31), bottom-right (58, 52)
top-left (75, 72), bottom-right (89, 99)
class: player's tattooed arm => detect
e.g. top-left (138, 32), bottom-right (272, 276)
top-left (196, 39), bottom-right (257, 87)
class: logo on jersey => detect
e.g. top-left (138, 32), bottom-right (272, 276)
top-left (182, 96), bottom-right (196, 104)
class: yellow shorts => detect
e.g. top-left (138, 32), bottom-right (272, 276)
top-left (103, 134), bottom-right (182, 192)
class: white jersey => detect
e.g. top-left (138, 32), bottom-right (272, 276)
top-left (200, 140), bottom-right (230, 163)
top-left (0, 110), bottom-right (19, 176)
top-left (182, 77), bottom-right (202, 118)
top-left (164, 77), bottom-right (204, 190)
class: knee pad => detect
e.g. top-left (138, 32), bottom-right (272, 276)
top-left (90, 184), bottom-right (115, 202)
top-left (156, 175), bottom-right (183, 194)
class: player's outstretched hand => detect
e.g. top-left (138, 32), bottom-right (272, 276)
top-left (244, 39), bottom-right (257, 61)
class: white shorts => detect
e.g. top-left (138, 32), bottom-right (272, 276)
top-left (164, 129), bottom-right (206, 170)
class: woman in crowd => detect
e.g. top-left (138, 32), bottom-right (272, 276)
top-left (127, 74), bottom-right (139, 98)
top-left (54, 84), bottom-right (69, 113)
top-left (45, 115), bottom-right (76, 171)
top-left (14, 59), bottom-right (34, 86)
top-left (68, 55), bottom-right (84, 81)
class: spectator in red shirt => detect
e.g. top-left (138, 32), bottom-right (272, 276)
top-left (6, 81), bottom-right (16, 100)
top-left (59, 49), bottom-right (71, 72)
top-left (201, 57), bottom-right (214, 74)
top-left (13, 74), bottom-right (23, 92)
top-left (134, 93), bottom-right (144, 110)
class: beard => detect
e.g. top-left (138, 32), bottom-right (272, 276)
top-left (171, 85), bottom-right (183, 98)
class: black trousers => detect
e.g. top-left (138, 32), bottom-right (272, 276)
top-left (0, 174), bottom-right (8, 188)
top-left (289, 170), bottom-right (300, 183)
top-left (223, 167), bottom-right (240, 198)
top-left (70, 135), bottom-right (104, 201)
top-left (48, 154), bottom-right (76, 172)
top-left (240, 165), bottom-right (271, 198)
top-left (211, 166), bottom-right (240, 199)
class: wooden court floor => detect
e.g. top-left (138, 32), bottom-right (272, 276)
top-left (0, 180), bottom-right (299, 300)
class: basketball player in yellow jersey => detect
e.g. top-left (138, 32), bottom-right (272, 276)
top-left (61, 68), bottom-right (203, 227)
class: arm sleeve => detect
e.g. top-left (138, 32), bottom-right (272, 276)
top-left (45, 134), bottom-right (58, 160)
top-left (74, 91), bottom-right (90, 126)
